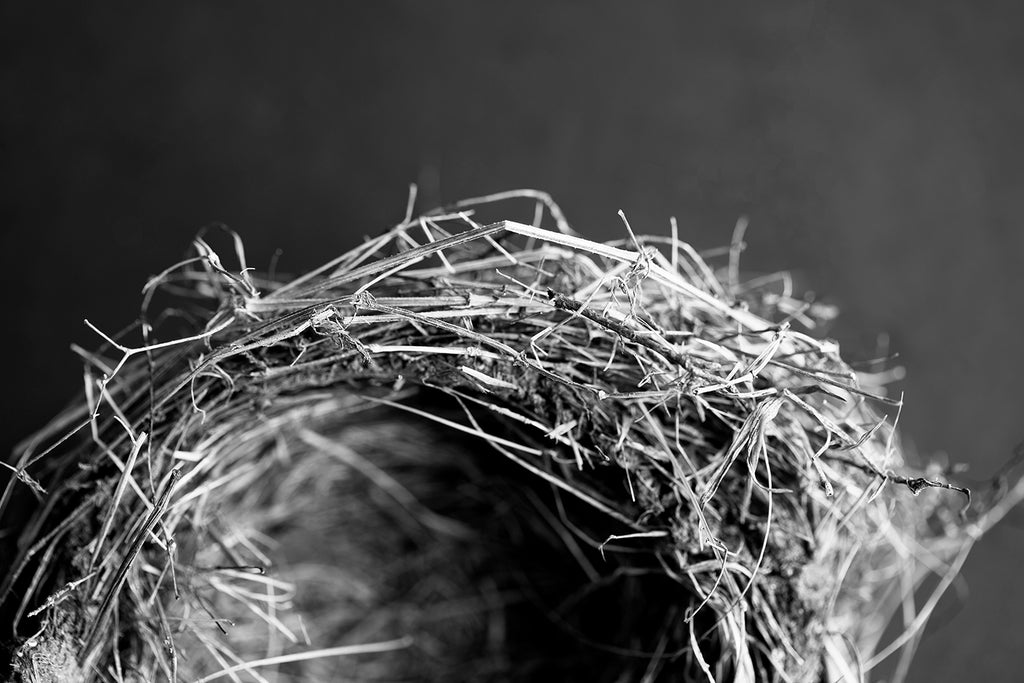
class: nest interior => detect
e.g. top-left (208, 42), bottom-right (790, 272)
top-left (0, 190), bottom-right (982, 682)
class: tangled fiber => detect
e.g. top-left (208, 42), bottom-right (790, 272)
top-left (1, 190), bottom-right (1017, 682)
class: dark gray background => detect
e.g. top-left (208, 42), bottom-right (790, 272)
top-left (2, 2), bottom-right (1022, 680)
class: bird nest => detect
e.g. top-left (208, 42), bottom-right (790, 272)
top-left (0, 190), bottom-right (998, 682)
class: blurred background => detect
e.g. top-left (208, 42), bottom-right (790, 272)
top-left (1, 2), bottom-right (1022, 680)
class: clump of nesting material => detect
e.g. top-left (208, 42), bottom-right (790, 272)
top-left (0, 190), bottom-right (1008, 682)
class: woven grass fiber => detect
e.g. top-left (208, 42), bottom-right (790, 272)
top-left (2, 190), bottom-right (1016, 682)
